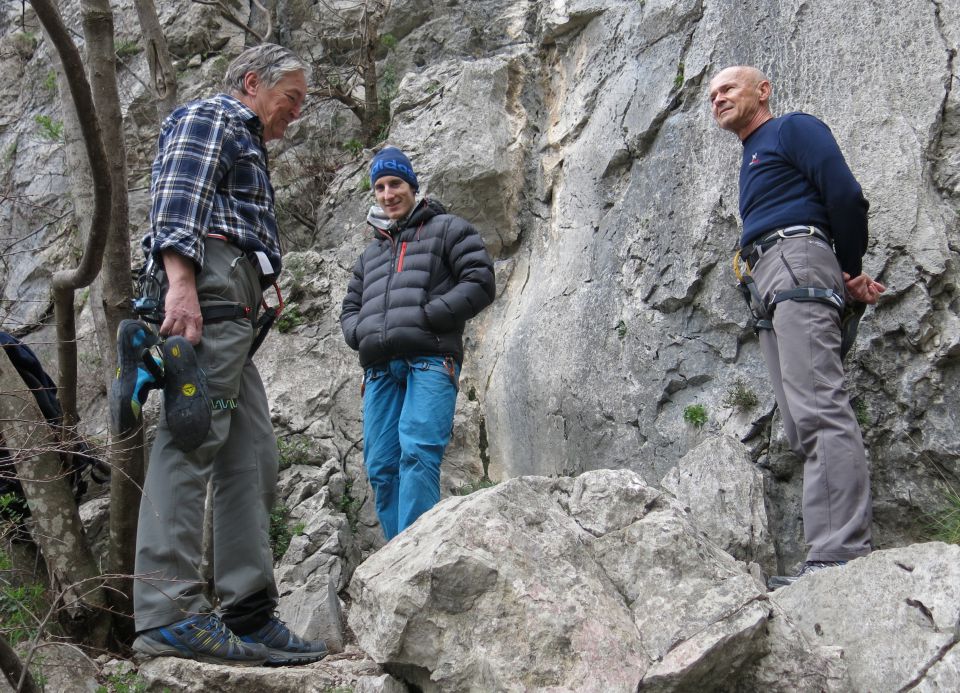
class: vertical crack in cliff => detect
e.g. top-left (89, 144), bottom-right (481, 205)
top-left (924, 0), bottom-right (957, 200)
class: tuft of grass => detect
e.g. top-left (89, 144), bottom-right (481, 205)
top-left (43, 70), bottom-right (57, 92)
top-left (454, 477), bottom-right (498, 496)
top-left (928, 486), bottom-right (960, 545)
top-left (114, 39), bottom-right (141, 58)
top-left (359, 176), bottom-right (372, 192)
top-left (0, 582), bottom-right (46, 645)
top-left (614, 319), bottom-right (627, 340)
top-left (723, 377), bottom-right (759, 412)
top-left (343, 138), bottom-right (363, 156)
top-left (683, 403), bottom-right (708, 428)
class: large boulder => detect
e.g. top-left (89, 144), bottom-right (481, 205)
top-left (765, 543), bottom-right (960, 691)
top-left (348, 469), bottom-right (773, 691)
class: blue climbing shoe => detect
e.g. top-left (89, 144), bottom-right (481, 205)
top-left (239, 616), bottom-right (328, 666)
top-left (133, 613), bottom-right (268, 665)
top-left (160, 336), bottom-right (211, 452)
top-left (110, 319), bottom-right (162, 434)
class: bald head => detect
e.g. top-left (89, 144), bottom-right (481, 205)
top-left (709, 65), bottom-right (773, 140)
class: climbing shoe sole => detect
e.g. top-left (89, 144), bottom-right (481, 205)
top-left (161, 336), bottom-right (211, 452)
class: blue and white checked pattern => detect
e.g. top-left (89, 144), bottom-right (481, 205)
top-left (144, 94), bottom-right (281, 273)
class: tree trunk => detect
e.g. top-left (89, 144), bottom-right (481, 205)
top-left (79, 0), bottom-right (143, 639)
top-left (0, 633), bottom-right (40, 693)
top-left (0, 354), bottom-right (111, 648)
top-left (131, 0), bottom-right (178, 117)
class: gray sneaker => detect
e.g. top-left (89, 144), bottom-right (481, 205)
top-left (133, 613), bottom-right (268, 665)
top-left (767, 560), bottom-right (847, 590)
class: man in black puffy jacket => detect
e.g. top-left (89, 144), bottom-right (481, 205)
top-left (340, 147), bottom-right (495, 540)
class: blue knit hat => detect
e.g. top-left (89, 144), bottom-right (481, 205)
top-left (369, 147), bottom-right (419, 191)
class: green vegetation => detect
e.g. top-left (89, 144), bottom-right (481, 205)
top-left (853, 398), bottom-right (869, 427)
top-left (380, 33), bottom-right (398, 50)
top-left (268, 504), bottom-right (305, 561)
top-left (43, 70), bottom-right (57, 92)
top-left (0, 582), bottom-right (46, 645)
top-left (615, 319), bottom-right (627, 339)
top-left (343, 138), bottom-right (364, 156)
top-left (454, 477), bottom-right (497, 496)
top-left (5, 140), bottom-right (17, 163)
top-left (723, 378), bottom-right (759, 412)
top-left (96, 670), bottom-right (148, 693)
top-left (425, 81), bottom-right (441, 94)
top-left (277, 435), bottom-right (313, 470)
top-left (338, 479), bottom-right (361, 533)
top-left (359, 176), bottom-right (372, 192)
top-left (683, 403), bottom-right (708, 428)
top-left (275, 303), bottom-right (305, 333)
top-left (929, 486), bottom-right (960, 544)
top-left (34, 114), bottom-right (64, 141)
top-left (673, 61), bottom-right (685, 89)
top-left (12, 32), bottom-right (37, 59)
top-left (114, 39), bottom-right (141, 59)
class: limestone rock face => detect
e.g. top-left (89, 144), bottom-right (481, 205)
top-left (348, 469), bottom-right (771, 691)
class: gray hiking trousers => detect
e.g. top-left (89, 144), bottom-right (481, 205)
top-left (750, 234), bottom-right (873, 562)
top-left (134, 238), bottom-right (279, 632)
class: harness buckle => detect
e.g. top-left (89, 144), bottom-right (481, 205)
top-left (776, 225), bottom-right (816, 240)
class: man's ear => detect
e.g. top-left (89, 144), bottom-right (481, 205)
top-left (241, 71), bottom-right (260, 96)
top-left (758, 79), bottom-right (772, 104)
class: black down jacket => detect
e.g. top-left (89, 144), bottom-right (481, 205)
top-left (340, 199), bottom-right (496, 368)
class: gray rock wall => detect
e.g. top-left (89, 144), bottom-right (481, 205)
top-left (1, 0), bottom-right (957, 573)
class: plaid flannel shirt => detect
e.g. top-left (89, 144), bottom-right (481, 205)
top-left (144, 94), bottom-right (282, 274)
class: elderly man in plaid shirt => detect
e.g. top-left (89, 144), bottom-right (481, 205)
top-left (130, 43), bottom-right (327, 666)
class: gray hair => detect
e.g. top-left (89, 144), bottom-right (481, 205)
top-left (223, 43), bottom-right (310, 94)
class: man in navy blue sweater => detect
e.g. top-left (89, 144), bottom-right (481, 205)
top-left (709, 65), bottom-right (886, 587)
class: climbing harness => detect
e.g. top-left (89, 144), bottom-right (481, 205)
top-left (133, 239), bottom-right (285, 358)
top-left (732, 225), bottom-right (861, 357)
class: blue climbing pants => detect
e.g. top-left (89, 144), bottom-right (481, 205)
top-left (363, 355), bottom-right (460, 540)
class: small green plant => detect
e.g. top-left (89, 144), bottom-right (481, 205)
top-left (275, 304), bottom-right (305, 333)
top-left (43, 70), bottom-right (57, 92)
top-left (277, 435), bottom-right (313, 469)
top-left (343, 138), bottom-right (363, 156)
top-left (12, 32), bottom-right (37, 59)
top-left (97, 670), bottom-right (148, 693)
top-left (268, 504), bottom-right (305, 560)
top-left (359, 176), bottom-right (372, 192)
top-left (614, 319), bottom-right (627, 339)
top-left (338, 480), bottom-right (361, 533)
top-left (114, 39), bottom-right (141, 58)
top-left (853, 398), bottom-right (869, 427)
top-left (0, 583), bottom-right (46, 645)
top-left (454, 477), bottom-right (498, 496)
top-left (5, 141), bottom-right (17, 163)
top-left (379, 64), bottom-right (398, 114)
top-left (722, 377), bottom-right (759, 412)
top-left (34, 114), bottom-right (63, 141)
top-left (425, 81), bottom-right (441, 94)
top-left (380, 33), bottom-right (398, 50)
top-left (683, 403), bottom-right (708, 428)
top-left (673, 61), bottom-right (685, 89)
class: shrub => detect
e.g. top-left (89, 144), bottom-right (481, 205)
top-left (683, 403), bottom-right (708, 428)
top-left (454, 477), bottom-right (497, 496)
top-left (723, 378), bottom-right (759, 412)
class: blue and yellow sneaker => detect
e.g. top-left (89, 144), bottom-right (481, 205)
top-left (109, 319), bottom-right (162, 434)
top-left (133, 613), bottom-right (268, 665)
top-left (239, 616), bottom-right (328, 666)
top-left (160, 336), bottom-right (211, 452)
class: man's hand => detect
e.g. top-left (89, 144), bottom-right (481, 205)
top-left (159, 250), bottom-right (203, 345)
top-left (843, 272), bottom-right (886, 305)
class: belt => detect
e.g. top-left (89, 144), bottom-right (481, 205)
top-left (740, 225), bottom-right (832, 269)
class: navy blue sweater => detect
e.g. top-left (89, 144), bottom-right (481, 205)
top-left (739, 113), bottom-right (869, 277)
